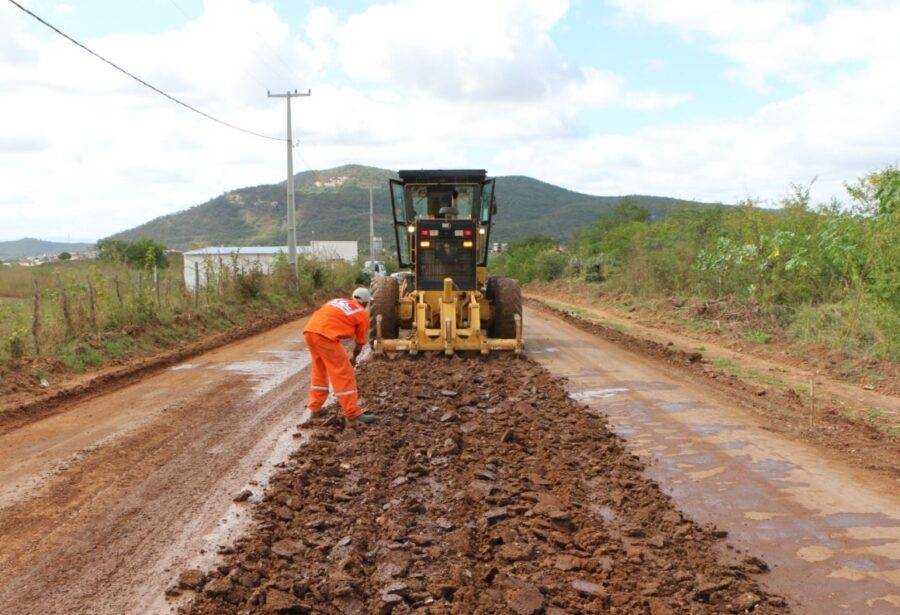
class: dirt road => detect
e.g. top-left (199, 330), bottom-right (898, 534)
top-left (0, 318), bottom-right (313, 614)
top-left (526, 306), bottom-right (900, 613)
top-left (0, 308), bottom-right (897, 613)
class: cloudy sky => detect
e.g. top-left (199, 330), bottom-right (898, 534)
top-left (1, 0), bottom-right (898, 241)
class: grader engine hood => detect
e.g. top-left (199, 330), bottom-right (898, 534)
top-left (415, 219), bottom-right (477, 291)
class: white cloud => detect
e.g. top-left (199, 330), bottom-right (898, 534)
top-left (54, 3), bottom-right (74, 15)
top-left (0, 0), bottom-right (689, 240)
top-left (0, 0), bottom-right (896, 241)
top-left (326, 0), bottom-right (679, 109)
top-left (609, 0), bottom-right (900, 87)
top-left (583, 0), bottom-right (900, 203)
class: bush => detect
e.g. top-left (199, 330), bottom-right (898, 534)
top-left (355, 270), bottom-right (373, 286)
top-left (7, 330), bottom-right (26, 360)
top-left (490, 235), bottom-right (558, 284)
top-left (581, 255), bottom-right (608, 283)
top-left (235, 266), bottom-right (265, 300)
top-left (534, 250), bottom-right (569, 281)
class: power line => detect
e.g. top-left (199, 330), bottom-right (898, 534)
top-left (7, 0), bottom-right (284, 142)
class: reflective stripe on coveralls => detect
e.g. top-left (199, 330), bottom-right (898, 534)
top-left (303, 331), bottom-right (362, 419)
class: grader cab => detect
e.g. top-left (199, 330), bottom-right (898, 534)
top-left (371, 169), bottom-right (523, 355)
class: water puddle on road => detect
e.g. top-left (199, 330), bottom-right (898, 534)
top-left (220, 350), bottom-right (311, 397)
top-left (567, 387), bottom-right (630, 400)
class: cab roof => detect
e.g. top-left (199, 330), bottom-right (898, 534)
top-left (398, 169), bottom-right (487, 184)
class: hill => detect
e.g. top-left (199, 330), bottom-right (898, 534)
top-left (110, 164), bottom-right (717, 250)
top-left (0, 238), bottom-right (94, 260)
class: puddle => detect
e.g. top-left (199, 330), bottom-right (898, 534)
top-left (170, 364), bottom-right (200, 371)
top-left (825, 513), bottom-right (900, 530)
top-left (568, 387), bottom-right (630, 401)
top-left (659, 401), bottom-right (702, 413)
top-left (221, 350), bottom-right (311, 397)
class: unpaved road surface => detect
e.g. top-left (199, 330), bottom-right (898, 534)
top-left (0, 309), bottom-right (897, 614)
top-left (0, 318), bottom-right (312, 614)
top-left (526, 307), bottom-right (900, 613)
top-left (184, 355), bottom-right (786, 614)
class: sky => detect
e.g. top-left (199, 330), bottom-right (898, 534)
top-left (1, 0), bottom-right (898, 242)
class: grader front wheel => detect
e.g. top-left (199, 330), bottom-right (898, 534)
top-left (487, 276), bottom-right (522, 339)
top-left (369, 275), bottom-right (399, 346)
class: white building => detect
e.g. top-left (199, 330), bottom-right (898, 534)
top-left (182, 241), bottom-right (358, 290)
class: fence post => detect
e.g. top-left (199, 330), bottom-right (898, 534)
top-left (114, 274), bottom-right (122, 306)
top-left (87, 275), bottom-right (97, 331)
top-left (194, 261), bottom-right (200, 309)
top-left (32, 277), bottom-right (41, 355)
top-left (217, 256), bottom-right (224, 298)
top-left (154, 265), bottom-right (160, 306)
top-left (56, 273), bottom-right (74, 339)
top-left (137, 271), bottom-right (143, 297)
top-left (164, 279), bottom-right (171, 307)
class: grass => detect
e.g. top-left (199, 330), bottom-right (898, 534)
top-left (103, 338), bottom-right (133, 360)
top-left (0, 254), bottom-right (361, 385)
top-left (60, 342), bottom-right (104, 372)
top-left (538, 299), bottom-right (630, 333)
top-left (711, 357), bottom-right (787, 388)
top-left (863, 408), bottom-right (900, 438)
top-left (742, 330), bottom-right (772, 344)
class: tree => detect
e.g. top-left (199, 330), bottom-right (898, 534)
top-left (97, 238), bottom-right (169, 268)
top-left (97, 238), bottom-right (129, 264)
top-left (58, 252), bottom-right (72, 261)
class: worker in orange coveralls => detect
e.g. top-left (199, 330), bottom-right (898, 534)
top-left (303, 288), bottom-right (376, 424)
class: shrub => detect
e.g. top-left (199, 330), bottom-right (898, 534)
top-left (235, 266), bottom-right (265, 300)
top-left (60, 342), bottom-right (104, 372)
top-left (581, 255), bottom-right (608, 283)
top-left (534, 250), bottom-right (569, 281)
top-left (7, 329), bottom-right (26, 360)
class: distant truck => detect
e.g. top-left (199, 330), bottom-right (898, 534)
top-left (363, 260), bottom-right (388, 278)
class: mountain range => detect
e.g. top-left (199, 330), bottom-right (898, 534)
top-left (111, 165), bottom-right (716, 250)
top-left (0, 238), bottom-right (94, 260)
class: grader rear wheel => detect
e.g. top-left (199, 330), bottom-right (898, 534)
top-left (486, 276), bottom-right (522, 339)
top-left (369, 275), bottom-right (399, 345)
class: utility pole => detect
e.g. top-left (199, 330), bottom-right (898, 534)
top-left (369, 187), bottom-right (375, 260)
top-left (267, 88), bottom-right (311, 288)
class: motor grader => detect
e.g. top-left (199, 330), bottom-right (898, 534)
top-left (370, 169), bottom-right (523, 355)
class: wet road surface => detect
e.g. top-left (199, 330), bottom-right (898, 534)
top-left (526, 306), bottom-right (900, 613)
top-left (0, 318), bottom-right (312, 614)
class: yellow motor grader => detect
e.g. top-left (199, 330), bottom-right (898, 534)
top-left (371, 169), bottom-right (523, 355)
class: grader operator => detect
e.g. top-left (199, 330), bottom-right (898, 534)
top-left (370, 169), bottom-right (523, 355)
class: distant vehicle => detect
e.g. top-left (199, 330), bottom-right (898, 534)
top-left (363, 260), bottom-right (388, 277)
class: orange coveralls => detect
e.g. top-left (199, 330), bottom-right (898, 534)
top-left (302, 298), bottom-right (370, 419)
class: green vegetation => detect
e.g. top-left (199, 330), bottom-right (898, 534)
top-left (0, 240), bottom-right (360, 379)
top-left (494, 167), bottom-right (899, 362)
top-left (97, 238), bottom-right (168, 268)
top-left (864, 408), bottom-right (900, 438)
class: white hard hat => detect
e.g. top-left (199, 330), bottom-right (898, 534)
top-left (352, 287), bottom-right (372, 303)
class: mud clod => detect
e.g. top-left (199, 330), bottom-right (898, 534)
top-left (180, 355), bottom-right (787, 614)
top-left (233, 489), bottom-right (253, 502)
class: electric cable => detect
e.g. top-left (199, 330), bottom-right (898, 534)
top-left (6, 0), bottom-right (284, 142)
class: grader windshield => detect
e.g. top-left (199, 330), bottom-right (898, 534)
top-left (390, 169), bottom-right (495, 272)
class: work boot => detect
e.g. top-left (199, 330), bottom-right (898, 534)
top-left (308, 407), bottom-right (329, 420)
top-left (347, 413), bottom-right (377, 425)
